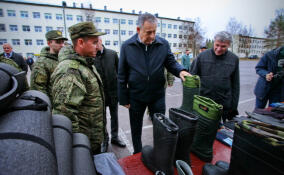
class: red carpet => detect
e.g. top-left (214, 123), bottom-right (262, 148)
top-left (118, 140), bottom-right (231, 175)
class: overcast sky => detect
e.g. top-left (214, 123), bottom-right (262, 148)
top-left (16, 0), bottom-right (284, 39)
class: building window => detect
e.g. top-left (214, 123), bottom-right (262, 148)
top-left (46, 26), bottom-right (53, 32)
top-left (158, 23), bottom-right (160, 27)
top-left (104, 18), bottom-right (110, 23)
top-left (168, 34), bottom-right (172, 38)
top-left (179, 35), bottom-right (182, 39)
top-left (34, 26), bottom-right (42, 32)
top-left (173, 34), bottom-right (177, 38)
top-left (33, 12), bottom-right (40, 18)
top-left (173, 25), bottom-right (177, 29)
top-left (77, 15), bottom-right (83, 22)
top-left (20, 11), bottom-right (28, 18)
top-left (184, 26), bottom-right (188, 30)
top-left (12, 39), bottom-right (20, 45)
top-left (136, 20), bottom-right (138, 25)
top-left (56, 14), bottom-right (63, 20)
top-left (0, 39), bottom-right (7, 45)
top-left (179, 43), bottom-right (182, 47)
top-left (95, 17), bottom-right (101, 23)
top-left (173, 43), bottom-right (177, 47)
top-left (129, 31), bottom-right (134, 36)
top-left (162, 23), bottom-right (166, 28)
top-left (121, 30), bottom-right (126, 35)
top-left (105, 40), bottom-right (110, 45)
top-left (162, 33), bottom-right (166, 38)
top-left (113, 41), bottom-right (118, 46)
top-left (183, 44), bottom-right (187, 47)
top-left (9, 25), bottom-right (18, 31)
top-left (24, 39), bottom-right (32, 46)
top-left (86, 15), bottom-right (92, 22)
top-left (113, 30), bottom-right (118, 35)
top-left (44, 13), bottom-right (52, 19)
top-left (113, 18), bottom-right (118, 24)
top-left (22, 25), bottom-right (30, 32)
top-left (67, 15), bottom-right (73, 21)
top-left (0, 9), bottom-right (3, 17)
top-left (168, 24), bottom-right (172, 29)
top-left (169, 43), bottom-right (172, 47)
top-left (0, 24), bottom-right (5, 32)
top-left (128, 20), bottom-right (133, 25)
top-left (184, 35), bottom-right (187, 39)
top-left (97, 29), bottom-right (102, 32)
top-left (57, 27), bottom-right (63, 32)
top-left (7, 10), bottom-right (16, 17)
top-left (179, 25), bottom-right (182, 30)
top-left (105, 29), bottom-right (110, 34)
top-left (36, 39), bottom-right (44, 46)
top-left (120, 19), bottom-right (126, 24)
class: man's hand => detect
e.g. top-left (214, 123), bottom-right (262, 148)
top-left (266, 72), bottom-right (273, 81)
top-left (179, 71), bottom-right (192, 81)
top-left (124, 104), bottom-right (130, 108)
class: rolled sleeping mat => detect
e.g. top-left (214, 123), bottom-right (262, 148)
top-left (52, 114), bottom-right (73, 175)
top-left (0, 90), bottom-right (57, 175)
top-left (0, 62), bottom-right (26, 93)
top-left (0, 63), bottom-right (25, 111)
top-left (73, 133), bottom-right (96, 175)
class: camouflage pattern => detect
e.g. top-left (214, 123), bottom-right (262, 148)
top-left (68, 22), bottom-right (106, 40)
top-left (45, 30), bottom-right (67, 40)
top-left (30, 46), bottom-right (58, 99)
top-left (51, 45), bottom-right (105, 153)
top-left (0, 53), bottom-right (29, 90)
top-left (165, 69), bottom-right (175, 88)
top-left (237, 120), bottom-right (284, 147)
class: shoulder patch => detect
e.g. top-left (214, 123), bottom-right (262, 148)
top-left (69, 60), bottom-right (79, 69)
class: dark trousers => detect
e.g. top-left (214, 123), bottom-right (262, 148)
top-left (105, 98), bottom-right (119, 142)
top-left (129, 96), bottom-right (165, 154)
top-left (255, 86), bottom-right (283, 109)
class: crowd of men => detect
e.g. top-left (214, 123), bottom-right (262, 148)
top-left (1, 12), bottom-right (282, 156)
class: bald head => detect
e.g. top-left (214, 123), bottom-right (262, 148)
top-left (3, 43), bottom-right (13, 54)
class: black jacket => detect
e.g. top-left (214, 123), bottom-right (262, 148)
top-left (118, 33), bottom-right (184, 105)
top-left (1, 52), bottom-right (28, 72)
top-left (190, 49), bottom-right (240, 110)
top-left (94, 46), bottom-right (119, 102)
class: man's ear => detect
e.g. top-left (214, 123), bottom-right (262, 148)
top-left (137, 26), bottom-right (140, 34)
top-left (47, 40), bottom-right (51, 46)
top-left (77, 38), bottom-right (84, 48)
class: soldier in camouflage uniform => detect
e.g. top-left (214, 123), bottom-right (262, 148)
top-left (30, 30), bottom-right (67, 99)
top-left (51, 22), bottom-right (106, 155)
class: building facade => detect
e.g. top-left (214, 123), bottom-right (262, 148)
top-left (0, 0), bottom-right (194, 58)
top-left (231, 34), bottom-right (269, 58)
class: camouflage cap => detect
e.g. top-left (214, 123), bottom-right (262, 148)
top-left (68, 22), bottom-right (106, 40)
top-left (45, 30), bottom-right (68, 40)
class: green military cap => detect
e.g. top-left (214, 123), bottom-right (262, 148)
top-left (45, 30), bottom-right (68, 40)
top-left (68, 22), bottom-right (106, 40)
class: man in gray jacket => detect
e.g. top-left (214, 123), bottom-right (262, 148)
top-left (190, 31), bottom-right (240, 122)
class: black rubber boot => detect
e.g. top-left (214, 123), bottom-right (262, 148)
top-left (191, 95), bottom-right (223, 162)
top-left (176, 160), bottom-right (194, 175)
top-left (202, 163), bottom-right (228, 175)
top-left (180, 75), bottom-right (200, 112)
top-left (169, 108), bottom-right (198, 166)
top-left (141, 113), bottom-right (179, 175)
top-left (228, 120), bottom-right (284, 175)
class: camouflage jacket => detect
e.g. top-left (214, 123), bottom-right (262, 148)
top-left (30, 46), bottom-right (58, 99)
top-left (51, 45), bottom-right (105, 153)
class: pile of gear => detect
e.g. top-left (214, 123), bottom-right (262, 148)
top-left (141, 75), bottom-right (284, 175)
top-left (0, 63), bottom-right (98, 175)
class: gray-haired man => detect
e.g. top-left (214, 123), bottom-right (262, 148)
top-left (190, 31), bottom-right (240, 122)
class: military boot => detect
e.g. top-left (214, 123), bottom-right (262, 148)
top-left (169, 108), bottom-right (198, 166)
top-left (141, 113), bottom-right (179, 175)
top-left (191, 95), bottom-right (223, 162)
top-left (176, 160), bottom-right (193, 175)
top-left (180, 75), bottom-right (200, 112)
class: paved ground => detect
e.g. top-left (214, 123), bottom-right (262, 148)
top-left (26, 60), bottom-right (259, 159)
top-left (106, 60), bottom-right (259, 159)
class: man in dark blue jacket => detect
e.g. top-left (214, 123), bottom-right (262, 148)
top-left (254, 46), bottom-right (284, 108)
top-left (118, 13), bottom-right (190, 154)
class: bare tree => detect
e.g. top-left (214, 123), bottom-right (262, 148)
top-left (264, 8), bottom-right (284, 49)
top-left (180, 17), bottom-right (205, 57)
top-left (226, 17), bottom-right (243, 36)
